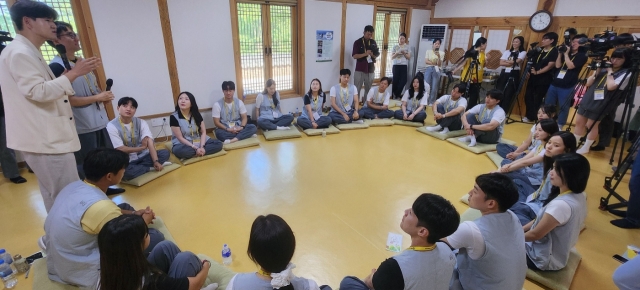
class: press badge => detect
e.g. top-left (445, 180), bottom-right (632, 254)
top-left (367, 55), bottom-right (373, 63)
top-left (557, 70), bottom-right (567, 79)
top-left (273, 111), bottom-right (279, 118)
top-left (313, 112), bottom-right (321, 120)
top-left (594, 89), bottom-right (605, 100)
top-left (193, 139), bottom-right (201, 148)
top-left (505, 68), bottom-right (512, 73)
top-left (344, 105), bottom-right (352, 111)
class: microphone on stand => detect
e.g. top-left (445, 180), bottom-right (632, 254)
top-left (54, 44), bottom-right (71, 70)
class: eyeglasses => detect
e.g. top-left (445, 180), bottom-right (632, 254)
top-left (60, 32), bottom-right (77, 39)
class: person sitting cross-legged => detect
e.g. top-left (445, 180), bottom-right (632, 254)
top-left (170, 92), bottom-right (223, 160)
top-left (213, 81), bottom-right (258, 144)
top-left (459, 89), bottom-right (506, 147)
top-left (393, 75), bottom-right (428, 124)
top-left (256, 79), bottom-right (294, 131)
top-left (297, 78), bottom-right (332, 130)
top-left (360, 77), bottom-right (394, 119)
top-left (339, 193), bottom-right (459, 290)
top-left (426, 83), bottom-right (467, 134)
top-left (444, 173), bottom-right (526, 290)
top-left (329, 69), bottom-right (364, 124)
top-left (107, 97), bottom-right (171, 181)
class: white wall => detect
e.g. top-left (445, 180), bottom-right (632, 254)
top-left (89, 0), bottom-right (174, 117)
top-left (305, 0), bottom-right (343, 92)
top-left (434, 0), bottom-right (538, 18)
top-left (343, 3), bottom-right (375, 84)
top-left (555, 0), bottom-right (640, 16)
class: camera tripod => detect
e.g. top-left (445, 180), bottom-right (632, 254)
top-left (600, 134), bottom-right (639, 211)
top-left (456, 53), bottom-right (482, 109)
top-left (504, 60), bottom-right (531, 124)
top-left (557, 58), bottom-right (599, 132)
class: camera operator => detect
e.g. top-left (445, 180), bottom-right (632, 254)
top-left (574, 48), bottom-right (632, 154)
top-left (453, 37), bottom-right (487, 109)
top-left (545, 33), bottom-right (588, 130)
top-left (593, 33), bottom-right (637, 151)
top-left (523, 32), bottom-right (558, 122)
top-left (496, 36), bottom-right (526, 113)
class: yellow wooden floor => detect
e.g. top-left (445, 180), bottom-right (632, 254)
top-left (0, 116), bottom-right (637, 290)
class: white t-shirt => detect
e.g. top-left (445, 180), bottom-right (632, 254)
top-left (401, 90), bottom-right (429, 107)
top-left (425, 50), bottom-right (444, 68)
top-left (500, 50), bottom-right (527, 70)
top-left (544, 193), bottom-right (586, 225)
top-left (613, 72), bottom-right (630, 91)
top-left (106, 119), bottom-right (152, 161)
top-left (446, 221), bottom-right (485, 260)
top-left (366, 87), bottom-right (390, 105)
top-left (212, 100), bottom-right (248, 119)
top-left (467, 105), bottom-right (506, 124)
top-left (436, 95), bottom-right (467, 111)
top-left (330, 84), bottom-right (358, 99)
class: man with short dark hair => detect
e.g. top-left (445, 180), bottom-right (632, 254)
top-left (523, 32), bottom-right (558, 122)
top-left (427, 83), bottom-right (467, 134)
top-left (352, 25), bottom-right (379, 102)
top-left (0, 1), bottom-right (101, 212)
top-left (360, 77), bottom-right (394, 119)
top-left (212, 81), bottom-right (257, 143)
top-left (329, 69), bottom-right (364, 124)
top-left (444, 173), bottom-right (526, 290)
top-left (459, 89), bottom-right (506, 146)
top-left (45, 148), bottom-right (163, 287)
top-left (107, 97), bottom-right (171, 181)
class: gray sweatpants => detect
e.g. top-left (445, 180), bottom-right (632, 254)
top-left (22, 152), bottom-right (79, 212)
top-left (466, 114), bottom-right (500, 144)
top-left (353, 71), bottom-right (374, 102)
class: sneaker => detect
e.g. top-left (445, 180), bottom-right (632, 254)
top-left (276, 126), bottom-right (290, 130)
top-left (251, 134), bottom-right (257, 138)
top-left (522, 117), bottom-right (531, 122)
top-left (9, 176), bottom-right (27, 184)
top-left (354, 120), bottom-right (364, 124)
top-left (38, 235), bottom-right (47, 252)
top-left (224, 139), bottom-right (231, 144)
top-left (162, 161), bottom-right (172, 166)
top-left (425, 125), bottom-right (442, 132)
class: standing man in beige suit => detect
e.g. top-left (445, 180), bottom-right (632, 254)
top-left (0, 1), bottom-right (100, 212)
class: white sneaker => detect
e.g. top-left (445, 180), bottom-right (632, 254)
top-left (458, 136), bottom-right (471, 142)
top-left (201, 283), bottom-right (219, 290)
top-left (576, 146), bottom-right (590, 155)
top-left (354, 120), bottom-right (364, 124)
top-left (426, 125), bottom-right (442, 132)
top-left (439, 128), bottom-right (450, 134)
top-left (162, 161), bottom-right (172, 166)
top-left (522, 117), bottom-right (531, 122)
top-left (38, 235), bottom-right (47, 252)
top-left (251, 134), bottom-right (257, 138)
top-left (224, 139), bottom-right (231, 144)
top-left (276, 126), bottom-right (290, 130)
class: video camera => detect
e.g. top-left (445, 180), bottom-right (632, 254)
top-left (583, 30), bottom-right (637, 58)
top-left (558, 31), bottom-right (572, 53)
top-left (526, 42), bottom-right (541, 59)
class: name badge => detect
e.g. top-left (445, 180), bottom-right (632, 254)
top-left (272, 111), bottom-right (280, 118)
top-left (227, 122), bottom-right (235, 128)
top-left (193, 139), bottom-right (201, 148)
top-left (344, 105), bottom-right (352, 111)
top-left (435, 66), bottom-right (440, 73)
top-left (594, 89), bottom-right (605, 100)
top-left (367, 55), bottom-right (373, 63)
top-left (557, 70), bottom-right (567, 79)
top-left (313, 112), bottom-right (321, 120)
top-left (505, 68), bottom-right (512, 73)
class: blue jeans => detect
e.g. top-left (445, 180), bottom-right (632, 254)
top-left (257, 114), bottom-right (294, 130)
top-left (124, 150), bottom-right (170, 181)
top-left (424, 66), bottom-right (440, 104)
top-left (147, 241), bottom-right (202, 278)
top-left (545, 85), bottom-right (574, 126)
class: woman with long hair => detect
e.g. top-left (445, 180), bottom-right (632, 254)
top-left (424, 38), bottom-right (444, 105)
top-left (256, 79), bottom-right (294, 131)
top-left (495, 36), bottom-right (526, 112)
top-left (98, 215), bottom-right (215, 290)
top-left (298, 79), bottom-right (332, 130)
top-left (390, 33), bottom-right (411, 100)
top-left (226, 214), bottom-right (329, 290)
top-left (574, 48), bottom-right (632, 154)
top-left (393, 75), bottom-right (427, 124)
top-left (497, 104), bottom-right (557, 160)
top-left (524, 153), bottom-right (589, 271)
top-left (170, 92), bottom-right (223, 160)
top-left (453, 37), bottom-right (487, 109)
top-left (509, 131), bottom-right (578, 225)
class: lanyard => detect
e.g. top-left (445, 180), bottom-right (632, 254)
top-left (257, 268), bottom-right (271, 277)
top-left (560, 54), bottom-right (577, 70)
top-left (532, 176), bottom-right (549, 199)
top-left (312, 95), bottom-right (320, 112)
top-left (408, 245), bottom-right (436, 251)
top-left (535, 143), bottom-right (545, 154)
top-left (477, 107), bottom-right (492, 122)
top-left (559, 190), bottom-right (572, 197)
top-left (267, 95), bottom-right (276, 109)
top-left (596, 74), bottom-right (607, 89)
top-left (537, 48), bottom-right (552, 63)
top-left (181, 112), bottom-right (198, 139)
top-left (224, 102), bottom-right (236, 122)
top-left (118, 117), bottom-right (135, 147)
top-left (362, 38), bottom-right (370, 52)
top-left (374, 91), bottom-right (384, 104)
top-left (410, 93), bottom-right (419, 110)
top-left (340, 86), bottom-right (350, 107)
top-left (446, 97), bottom-right (458, 112)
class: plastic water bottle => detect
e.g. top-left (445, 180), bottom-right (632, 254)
top-left (0, 249), bottom-right (13, 265)
top-left (221, 244), bottom-right (232, 266)
top-left (0, 259), bottom-right (17, 289)
top-left (295, 107), bottom-right (299, 116)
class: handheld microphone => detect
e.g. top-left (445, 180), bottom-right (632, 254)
top-left (54, 44), bottom-right (71, 70)
top-left (106, 79), bottom-right (113, 91)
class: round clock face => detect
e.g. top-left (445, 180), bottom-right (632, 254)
top-left (530, 11), bottom-right (552, 32)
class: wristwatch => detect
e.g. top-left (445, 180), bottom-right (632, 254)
top-left (470, 124), bottom-right (474, 129)
top-left (154, 160), bottom-right (159, 164)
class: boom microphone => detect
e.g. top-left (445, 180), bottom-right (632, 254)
top-left (54, 44), bottom-right (71, 70)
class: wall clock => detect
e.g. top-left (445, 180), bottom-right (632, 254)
top-left (529, 10), bottom-right (553, 32)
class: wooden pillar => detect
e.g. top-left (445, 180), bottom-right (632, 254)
top-left (157, 0), bottom-right (180, 105)
top-left (340, 0), bottom-right (347, 70)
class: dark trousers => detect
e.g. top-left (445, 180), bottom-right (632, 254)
top-left (466, 114), bottom-right (500, 144)
top-left (524, 75), bottom-right (552, 121)
top-left (496, 69), bottom-right (521, 114)
top-left (117, 203), bottom-right (165, 255)
top-left (172, 138), bottom-right (223, 159)
top-left (75, 128), bottom-right (113, 180)
top-left (297, 115), bottom-right (332, 130)
top-left (0, 116), bottom-right (19, 179)
top-left (392, 65), bottom-right (407, 99)
top-left (257, 115), bottom-right (294, 131)
top-left (329, 110), bottom-right (362, 124)
top-left (466, 83), bottom-right (482, 110)
top-left (435, 104), bottom-right (462, 130)
top-left (124, 150), bottom-right (170, 181)
top-left (339, 276), bottom-right (369, 290)
top-left (393, 110), bottom-right (427, 123)
top-left (596, 96), bottom-right (625, 147)
top-left (496, 143), bottom-right (525, 159)
top-left (360, 107), bottom-right (394, 119)
top-left (214, 124), bottom-right (257, 141)
top-left (147, 241), bottom-right (202, 278)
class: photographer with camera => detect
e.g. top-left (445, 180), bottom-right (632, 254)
top-left (523, 32), bottom-right (558, 122)
top-left (573, 48), bottom-right (632, 154)
top-left (453, 37), bottom-right (487, 109)
top-left (544, 33), bottom-right (588, 131)
top-left (496, 36), bottom-right (526, 113)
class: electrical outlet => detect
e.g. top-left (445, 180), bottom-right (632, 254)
top-left (151, 118), bottom-right (164, 127)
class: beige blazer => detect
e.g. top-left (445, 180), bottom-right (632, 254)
top-left (0, 34), bottom-right (79, 154)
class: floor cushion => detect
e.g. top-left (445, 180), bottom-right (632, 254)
top-left (121, 163), bottom-right (181, 187)
top-left (460, 193), bottom-right (470, 205)
top-left (263, 125), bottom-right (302, 141)
top-left (486, 151), bottom-right (504, 168)
top-left (364, 119), bottom-right (394, 127)
top-left (446, 138), bottom-right (517, 154)
top-left (416, 127), bottom-right (466, 140)
top-left (336, 122), bottom-right (369, 130)
top-left (393, 119), bottom-right (424, 127)
top-left (526, 248), bottom-right (582, 290)
top-left (223, 137), bottom-right (260, 150)
top-left (301, 124), bottom-right (341, 136)
top-left (164, 142), bottom-right (228, 165)
top-left (197, 254), bottom-right (236, 290)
